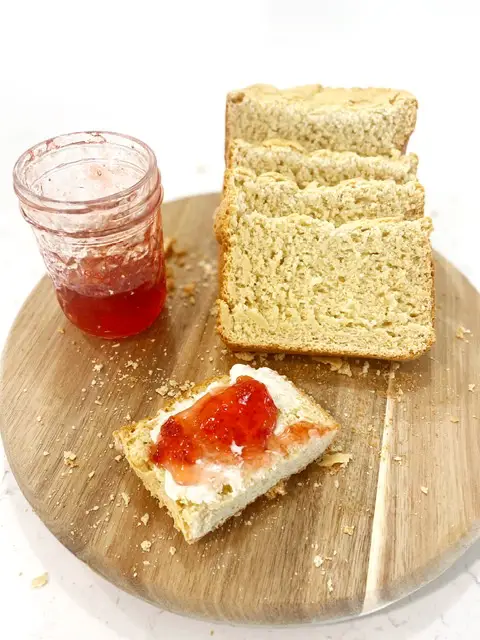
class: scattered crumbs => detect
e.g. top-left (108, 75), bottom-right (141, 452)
top-left (93, 363), bottom-right (104, 372)
top-left (112, 343), bottom-right (120, 348)
top-left (235, 352), bottom-right (255, 362)
top-left (125, 413), bottom-right (132, 422)
top-left (318, 452), bottom-right (353, 469)
top-left (393, 456), bottom-right (403, 463)
top-left (94, 400), bottom-right (102, 406)
top-left (343, 525), bottom-right (355, 536)
top-left (63, 451), bottom-right (77, 467)
top-left (313, 555), bottom-right (324, 568)
top-left (315, 357), bottom-right (351, 377)
top-left (334, 479), bottom-right (339, 489)
top-left (36, 416), bottom-right (42, 422)
top-left (468, 384), bottom-right (476, 392)
top-left (121, 492), bottom-right (130, 506)
top-left (57, 328), bottom-right (65, 334)
top-left (43, 451), bottom-right (49, 457)
top-left (169, 546), bottom-right (176, 556)
top-left (114, 455), bottom-right (122, 462)
top-left (420, 486), bottom-right (429, 495)
top-left (140, 540), bottom-right (152, 552)
top-left (273, 353), bottom-right (285, 361)
top-left (456, 326), bottom-right (471, 341)
top-left (97, 432), bottom-right (103, 438)
top-left (126, 360), bottom-right (139, 370)
top-left (327, 577), bottom-right (334, 594)
top-left (265, 480), bottom-right (287, 499)
top-left (450, 416), bottom-right (460, 423)
top-left (245, 520), bottom-right (252, 526)
top-left (182, 282), bottom-right (196, 296)
top-left (108, 443), bottom-right (114, 449)
top-left (360, 360), bottom-right (370, 376)
top-left (143, 560), bottom-right (151, 566)
top-left (31, 573), bottom-right (49, 589)
top-left (140, 513), bottom-right (150, 526)
top-left (87, 471), bottom-right (95, 479)
top-left (91, 379), bottom-right (97, 386)
top-left (156, 385), bottom-right (168, 396)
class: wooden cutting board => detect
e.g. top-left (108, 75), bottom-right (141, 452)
top-left (1, 193), bottom-right (479, 625)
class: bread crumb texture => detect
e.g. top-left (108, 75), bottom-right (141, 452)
top-left (220, 170), bottom-right (424, 229)
top-left (229, 139), bottom-right (418, 186)
top-left (218, 213), bottom-right (434, 360)
top-left (227, 84), bottom-right (417, 156)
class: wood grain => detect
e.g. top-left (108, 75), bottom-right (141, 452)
top-left (1, 193), bottom-right (479, 624)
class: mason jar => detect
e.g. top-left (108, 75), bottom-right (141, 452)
top-left (13, 131), bottom-right (167, 339)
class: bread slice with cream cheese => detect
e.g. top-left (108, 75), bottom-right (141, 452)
top-left (114, 365), bottom-right (338, 543)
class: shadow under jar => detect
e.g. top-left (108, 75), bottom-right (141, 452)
top-left (13, 131), bottom-right (167, 339)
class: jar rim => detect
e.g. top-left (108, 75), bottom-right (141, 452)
top-left (13, 130), bottom-right (160, 213)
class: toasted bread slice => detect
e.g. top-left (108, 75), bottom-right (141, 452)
top-left (226, 84), bottom-right (417, 157)
top-left (114, 365), bottom-right (338, 543)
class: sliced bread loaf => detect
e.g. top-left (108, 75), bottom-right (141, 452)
top-left (228, 139), bottom-right (418, 187)
top-left (217, 215), bottom-right (435, 360)
top-left (226, 84), bottom-right (418, 156)
top-left (114, 364), bottom-right (338, 543)
top-left (216, 169), bottom-right (424, 235)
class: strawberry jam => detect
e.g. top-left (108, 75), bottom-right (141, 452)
top-left (150, 376), bottom-right (330, 485)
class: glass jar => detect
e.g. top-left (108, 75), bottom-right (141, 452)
top-left (13, 131), bottom-right (167, 339)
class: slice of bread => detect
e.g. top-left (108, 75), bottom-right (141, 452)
top-left (217, 215), bottom-right (435, 360)
top-left (226, 84), bottom-right (418, 156)
top-left (114, 365), bottom-right (339, 543)
top-left (216, 169), bottom-right (424, 236)
top-left (228, 139), bottom-right (419, 187)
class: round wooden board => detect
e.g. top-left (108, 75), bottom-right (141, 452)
top-left (1, 193), bottom-right (480, 625)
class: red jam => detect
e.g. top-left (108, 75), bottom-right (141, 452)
top-left (150, 376), bottom-right (330, 485)
top-left (56, 222), bottom-right (166, 339)
top-left (56, 254), bottom-right (166, 339)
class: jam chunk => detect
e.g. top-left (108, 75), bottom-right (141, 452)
top-left (150, 376), bottom-right (278, 484)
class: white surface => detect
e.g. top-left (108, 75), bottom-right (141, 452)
top-left (1, 1), bottom-right (479, 638)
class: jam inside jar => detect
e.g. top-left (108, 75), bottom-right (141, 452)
top-left (13, 131), bottom-right (167, 338)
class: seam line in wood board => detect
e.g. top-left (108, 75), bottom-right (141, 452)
top-left (362, 361), bottom-right (397, 611)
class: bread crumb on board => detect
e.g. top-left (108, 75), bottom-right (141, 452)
top-left (450, 416), bottom-right (460, 423)
top-left (327, 577), bottom-right (334, 594)
top-left (121, 492), bottom-right (130, 506)
top-left (420, 486), bottom-right (429, 495)
top-left (169, 546), bottom-right (176, 556)
top-left (140, 513), bottom-right (150, 526)
top-left (343, 525), bottom-right (355, 536)
top-left (315, 357), bottom-right (352, 377)
top-left (63, 451), bottom-right (77, 467)
top-left (140, 540), bottom-right (152, 552)
top-left (318, 452), bottom-right (353, 469)
top-left (468, 384), bottom-right (476, 392)
top-left (313, 555), bottom-right (324, 568)
top-left (31, 573), bottom-right (49, 589)
top-left (265, 480), bottom-right (287, 499)
top-left (234, 352), bottom-right (255, 362)
top-left (456, 325), bottom-right (472, 341)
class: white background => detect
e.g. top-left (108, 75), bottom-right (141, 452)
top-left (1, 1), bottom-right (480, 638)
